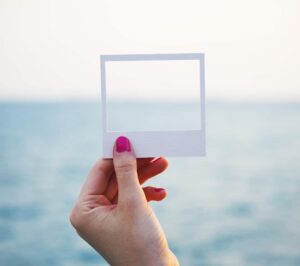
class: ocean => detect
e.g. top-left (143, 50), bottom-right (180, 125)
top-left (0, 101), bottom-right (299, 266)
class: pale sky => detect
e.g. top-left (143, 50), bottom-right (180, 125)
top-left (0, 0), bottom-right (299, 101)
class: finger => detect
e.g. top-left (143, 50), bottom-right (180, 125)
top-left (111, 187), bottom-right (167, 204)
top-left (113, 136), bottom-right (146, 208)
top-left (143, 186), bottom-right (167, 202)
top-left (98, 195), bottom-right (113, 206)
top-left (79, 158), bottom-right (114, 198)
top-left (105, 157), bottom-right (168, 201)
top-left (85, 195), bottom-right (113, 210)
top-left (137, 158), bottom-right (155, 169)
top-left (138, 157), bottom-right (168, 184)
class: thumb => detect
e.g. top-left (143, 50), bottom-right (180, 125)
top-left (113, 136), bottom-right (146, 208)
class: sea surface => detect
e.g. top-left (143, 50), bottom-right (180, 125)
top-left (0, 101), bottom-right (299, 266)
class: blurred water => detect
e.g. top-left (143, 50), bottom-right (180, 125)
top-left (0, 101), bottom-right (299, 266)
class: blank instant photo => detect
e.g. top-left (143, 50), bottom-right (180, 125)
top-left (100, 53), bottom-right (205, 158)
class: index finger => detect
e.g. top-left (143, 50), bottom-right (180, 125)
top-left (79, 158), bottom-right (114, 198)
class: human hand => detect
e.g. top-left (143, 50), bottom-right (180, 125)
top-left (70, 136), bottom-right (179, 265)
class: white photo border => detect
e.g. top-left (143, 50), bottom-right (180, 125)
top-left (100, 53), bottom-right (205, 158)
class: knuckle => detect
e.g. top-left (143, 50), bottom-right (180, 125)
top-left (94, 158), bottom-right (103, 167)
top-left (92, 159), bottom-right (108, 174)
top-left (115, 160), bottom-right (136, 175)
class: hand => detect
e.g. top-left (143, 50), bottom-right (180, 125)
top-left (70, 136), bottom-right (179, 266)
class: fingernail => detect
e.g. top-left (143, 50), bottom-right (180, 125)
top-left (154, 188), bottom-right (165, 192)
top-left (151, 157), bottom-right (162, 163)
top-left (116, 136), bottom-right (131, 153)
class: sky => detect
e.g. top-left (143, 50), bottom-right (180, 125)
top-left (0, 0), bottom-right (299, 101)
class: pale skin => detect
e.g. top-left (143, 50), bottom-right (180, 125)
top-left (70, 137), bottom-right (179, 265)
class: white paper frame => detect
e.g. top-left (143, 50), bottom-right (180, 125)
top-left (100, 53), bottom-right (205, 158)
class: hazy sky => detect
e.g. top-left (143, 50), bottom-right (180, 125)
top-left (0, 0), bottom-right (299, 101)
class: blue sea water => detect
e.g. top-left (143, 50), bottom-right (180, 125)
top-left (0, 101), bottom-right (299, 266)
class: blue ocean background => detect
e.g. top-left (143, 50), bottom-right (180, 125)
top-left (0, 101), bottom-right (299, 266)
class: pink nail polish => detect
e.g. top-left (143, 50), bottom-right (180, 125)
top-left (116, 136), bottom-right (131, 153)
top-left (154, 188), bottom-right (165, 192)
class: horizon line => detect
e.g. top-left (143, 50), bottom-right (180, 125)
top-left (0, 98), bottom-right (299, 104)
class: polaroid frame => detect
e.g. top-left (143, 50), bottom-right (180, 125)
top-left (100, 53), bottom-right (205, 158)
